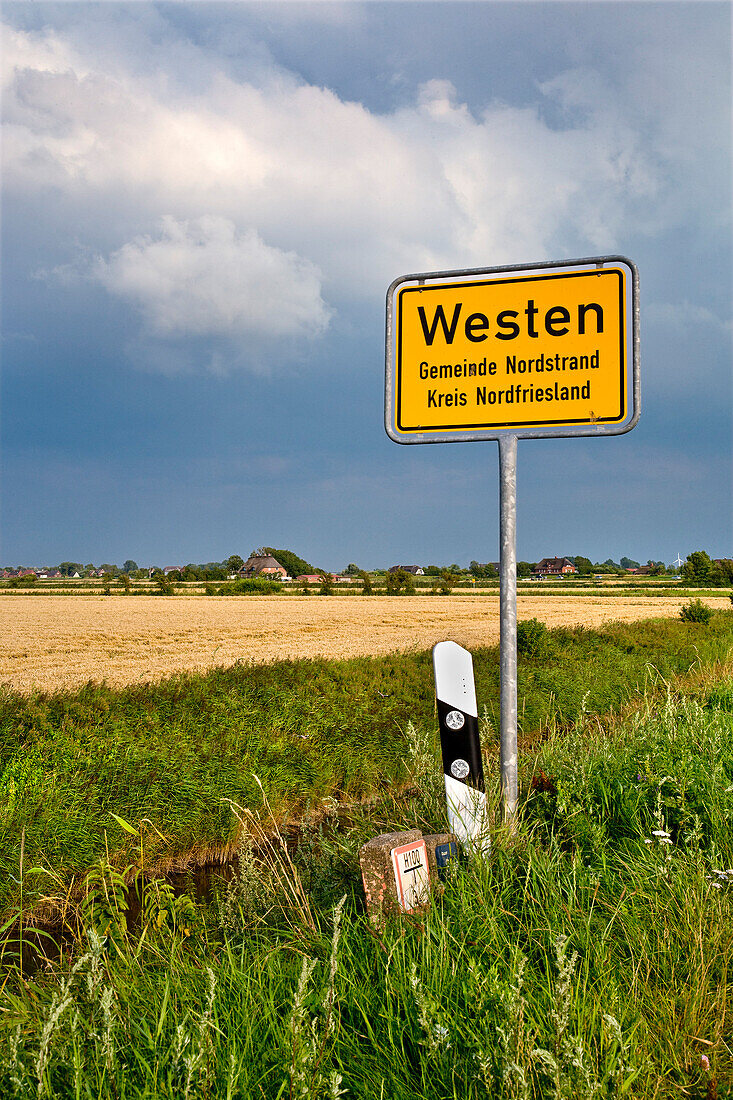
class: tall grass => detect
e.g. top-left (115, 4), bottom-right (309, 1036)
top-left (1, 613), bottom-right (732, 921)
top-left (1, 682), bottom-right (732, 1097)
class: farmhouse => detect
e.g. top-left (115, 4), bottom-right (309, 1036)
top-left (387, 565), bottom-right (425, 575)
top-left (533, 557), bottom-right (577, 578)
top-left (240, 554), bottom-right (289, 580)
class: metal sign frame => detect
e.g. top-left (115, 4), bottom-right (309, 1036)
top-left (385, 255), bottom-right (640, 445)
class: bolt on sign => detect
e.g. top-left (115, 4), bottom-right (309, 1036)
top-left (385, 257), bottom-right (639, 443)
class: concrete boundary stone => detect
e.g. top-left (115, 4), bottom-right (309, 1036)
top-left (359, 829), bottom-right (425, 926)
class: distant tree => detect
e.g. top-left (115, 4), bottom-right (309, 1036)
top-left (225, 555), bottom-right (244, 575)
top-left (712, 558), bottom-right (733, 585)
top-left (319, 573), bottom-right (334, 596)
top-left (438, 569), bottom-right (459, 595)
top-left (99, 563), bottom-right (119, 577)
top-left (682, 551), bottom-right (713, 586)
top-left (384, 568), bottom-right (414, 595)
top-left (469, 560), bottom-right (497, 579)
top-left (197, 564), bottom-right (225, 580)
top-left (574, 556), bottom-right (594, 575)
top-left (620, 557), bottom-right (640, 571)
top-left (181, 565), bottom-right (201, 581)
top-left (58, 561), bottom-right (83, 577)
top-left (517, 561), bottom-right (533, 578)
top-left (155, 574), bottom-right (176, 596)
top-left (119, 573), bottom-right (131, 594)
top-left (357, 569), bottom-right (373, 595)
top-left (344, 563), bottom-right (361, 576)
top-left (122, 560), bottom-right (138, 574)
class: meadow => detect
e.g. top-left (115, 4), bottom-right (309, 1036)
top-left (2, 590), bottom-right (731, 693)
top-left (1, 610), bottom-right (732, 1097)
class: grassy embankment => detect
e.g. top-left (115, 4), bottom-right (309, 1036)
top-left (2, 613), bottom-right (733, 923)
top-left (0, 614), bottom-right (732, 1097)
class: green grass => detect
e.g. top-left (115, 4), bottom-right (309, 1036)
top-left (1, 613), bottom-right (733, 921)
top-left (1, 681), bottom-right (732, 1097)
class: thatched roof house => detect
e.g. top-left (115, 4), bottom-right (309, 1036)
top-left (239, 555), bottom-right (289, 579)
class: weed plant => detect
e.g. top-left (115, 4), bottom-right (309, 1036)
top-left (1, 684), bottom-right (732, 1097)
top-left (680, 598), bottom-right (715, 624)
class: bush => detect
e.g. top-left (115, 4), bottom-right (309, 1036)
top-left (679, 598), bottom-right (713, 624)
top-left (517, 617), bottom-right (549, 657)
top-left (438, 569), bottom-right (458, 595)
top-left (8, 575), bottom-right (37, 587)
top-left (358, 570), bottom-right (373, 595)
top-left (218, 577), bottom-right (282, 595)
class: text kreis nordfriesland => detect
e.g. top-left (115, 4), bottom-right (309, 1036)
top-left (420, 351), bottom-right (600, 410)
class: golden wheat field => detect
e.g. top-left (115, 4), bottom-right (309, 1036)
top-left (2, 592), bottom-right (729, 694)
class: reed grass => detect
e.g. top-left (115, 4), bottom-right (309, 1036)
top-left (1, 679), bottom-right (731, 1097)
top-left (2, 614), bottom-right (733, 924)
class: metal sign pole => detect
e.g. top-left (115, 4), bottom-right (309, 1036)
top-left (385, 256), bottom-right (640, 826)
top-left (498, 434), bottom-right (518, 819)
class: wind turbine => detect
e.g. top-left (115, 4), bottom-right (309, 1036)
top-left (673, 553), bottom-right (684, 572)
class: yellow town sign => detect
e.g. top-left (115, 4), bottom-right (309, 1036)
top-left (385, 257), bottom-right (638, 443)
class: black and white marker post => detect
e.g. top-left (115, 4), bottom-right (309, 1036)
top-left (433, 640), bottom-right (490, 854)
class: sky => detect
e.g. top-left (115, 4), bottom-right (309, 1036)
top-left (2, 0), bottom-right (731, 571)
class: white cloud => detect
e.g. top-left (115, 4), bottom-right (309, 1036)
top-left (646, 301), bottom-right (732, 337)
top-left (93, 216), bottom-right (330, 340)
top-left (2, 14), bottom-right (726, 371)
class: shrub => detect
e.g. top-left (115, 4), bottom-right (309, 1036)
top-left (8, 575), bottom-right (37, 587)
top-left (358, 570), bottom-right (373, 595)
top-left (319, 574), bottom-right (334, 596)
top-left (438, 569), bottom-right (459, 595)
top-left (385, 569), bottom-right (415, 595)
top-left (679, 598), bottom-right (713, 624)
top-left (517, 617), bottom-right (549, 657)
top-left (219, 577), bottom-right (282, 595)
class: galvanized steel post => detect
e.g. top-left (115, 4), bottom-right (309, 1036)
top-left (498, 435), bottom-right (518, 819)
